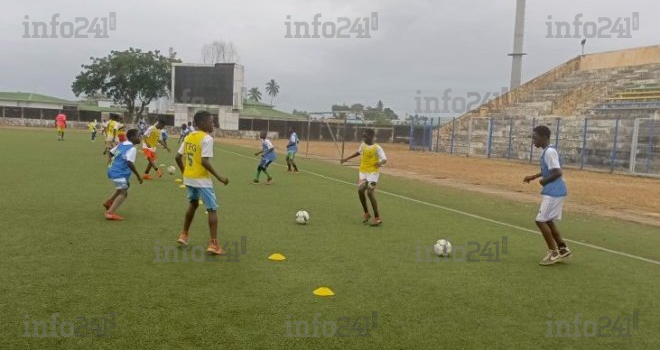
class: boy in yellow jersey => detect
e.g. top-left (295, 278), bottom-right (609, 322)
top-left (141, 119), bottom-right (170, 180)
top-left (103, 114), bottom-right (119, 155)
top-left (88, 120), bottom-right (98, 142)
top-left (175, 111), bottom-right (229, 255)
top-left (341, 129), bottom-right (387, 226)
top-left (116, 115), bottom-right (127, 143)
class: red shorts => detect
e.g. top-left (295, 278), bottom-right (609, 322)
top-left (143, 148), bottom-right (157, 162)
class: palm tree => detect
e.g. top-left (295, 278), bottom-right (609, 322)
top-left (248, 87), bottom-right (262, 102)
top-left (265, 79), bottom-right (280, 106)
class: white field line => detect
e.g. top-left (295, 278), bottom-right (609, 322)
top-left (220, 148), bottom-right (660, 267)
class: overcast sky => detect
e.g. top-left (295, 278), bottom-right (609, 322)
top-left (1, 0), bottom-right (658, 118)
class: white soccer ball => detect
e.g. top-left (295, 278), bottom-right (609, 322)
top-left (433, 239), bottom-right (452, 256)
top-left (167, 166), bottom-right (176, 175)
top-left (295, 210), bottom-right (310, 224)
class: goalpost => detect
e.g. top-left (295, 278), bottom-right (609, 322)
top-left (629, 115), bottom-right (659, 177)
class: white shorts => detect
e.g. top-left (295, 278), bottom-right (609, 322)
top-left (536, 196), bottom-right (565, 222)
top-left (106, 135), bottom-right (116, 143)
top-left (359, 172), bottom-right (380, 184)
top-left (110, 177), bottom-right (130, 190)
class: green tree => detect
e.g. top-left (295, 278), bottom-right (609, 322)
top-left (383, 107), bottom-right (399, 120)
top-left (292, 109), bottom-right (309, 118)
top-left (78, 92), bottom-right (107, 105)
top-left (350, 103), bottom-right (364, 113)
top-left (374, 115), bottom-right (392, 126)
top-left (201, 40), bottom-right (239, 63)
top-left (248, 87), bottom-right (262, 102)
top-left (265, 79), bottom-right (280, 106)
top-left (363, 107), bottom-right (380, 120)
top-left (331, 104), bottom-right (350, 112)
top-left (72, 48), bottom-right (180, 120)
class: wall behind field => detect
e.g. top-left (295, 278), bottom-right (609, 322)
top-left (0, 106), bottom-right (418, 145)
top-left (580, 45), bottom-right (660, 71)
top-left (0, 106), bottom-right (180, 128)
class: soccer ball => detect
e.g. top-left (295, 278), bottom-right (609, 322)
top-left (167, 166), bottom-right (176, 175)
top-left (295, 210), bottom-right (310, 224)
top-left (433, 239), bottom-right (452, 256)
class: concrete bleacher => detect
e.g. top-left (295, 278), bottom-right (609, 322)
top-left (592, 83), bottom-right (660, 111)
top-left (436, 45), bottom-right (660, 174)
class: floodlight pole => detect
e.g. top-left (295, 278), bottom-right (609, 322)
top-left (508, 0), bottom-right (527, 90)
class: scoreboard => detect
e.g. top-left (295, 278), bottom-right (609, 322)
top-left (172, 63), bottom-right (240, 107)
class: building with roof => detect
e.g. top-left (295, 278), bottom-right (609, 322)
top-left (0, 92), bottom-right (125, 127)
top-left (239, 100), bottom-right (307, 121)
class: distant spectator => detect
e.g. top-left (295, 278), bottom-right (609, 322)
top-left (138, 117), bottom-right (147, 134)
top-left (55, 112), bottom-right (67, 141)
top-left (88, 119), bottom-right (98, 142)
top-left (178, 123), bottom-right (189, 144)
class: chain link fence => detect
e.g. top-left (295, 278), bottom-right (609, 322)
top-left (432, 114), bottom-right (659, 176)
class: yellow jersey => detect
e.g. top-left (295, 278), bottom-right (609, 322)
top-left (88, 122), bottom-right (96, 132)
top-left (181, 131), bottom-right (213, 180)
top-left (143, 126), bottom-right (161, 149)
top-left (107, 120), bottom-right (117, 137)
top-left (358, 143), bottom-right (386, 173)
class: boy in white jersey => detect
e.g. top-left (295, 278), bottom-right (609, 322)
top-left (175, 111), bottom-right (229, 255)
top-left (285, 127), bottom-right (300, 173)
top-left (340, 129), bottom-right (387, 226)
top-left (524, 125), bottom-right (572, 266)
top-left (253, 130), bottom-right (276, 184)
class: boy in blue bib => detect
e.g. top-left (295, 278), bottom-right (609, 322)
top-left (524, 125), bottom-right (572, 266)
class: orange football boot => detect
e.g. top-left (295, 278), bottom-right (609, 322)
top-left (370, 217), bottom-right (383, 226)
top-left (104, 213), bottom-right (124, 221)
top-left (177, 231), bottom-right (189, 246)
top-left (206, 240), bottom-right (225, 255)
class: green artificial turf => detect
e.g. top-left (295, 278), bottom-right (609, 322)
top-left (0, 128), bottom-right (658, 349)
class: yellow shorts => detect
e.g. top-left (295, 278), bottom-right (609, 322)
top-left (57, 126), bottom-right (65, 132)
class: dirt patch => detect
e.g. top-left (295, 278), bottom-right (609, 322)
top-left (218, 138), bottom-right (660, 227)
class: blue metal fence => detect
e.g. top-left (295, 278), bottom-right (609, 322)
top-left (422, 116), bottom-right (659, 176)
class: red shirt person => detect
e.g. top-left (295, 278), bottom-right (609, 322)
top-left (55, 113), bottom-right (67, 141)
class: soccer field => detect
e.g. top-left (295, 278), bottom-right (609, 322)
top-left (2, 128), bottom-right (659, 349)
